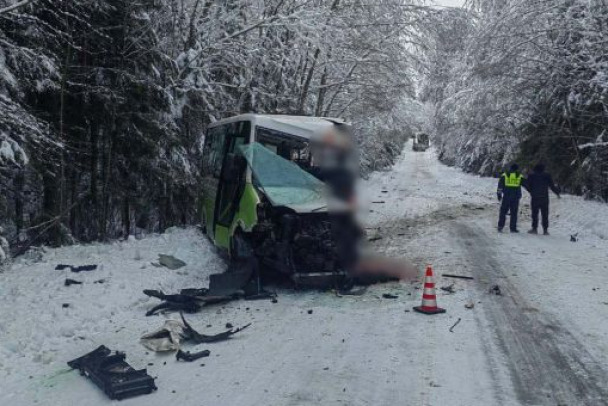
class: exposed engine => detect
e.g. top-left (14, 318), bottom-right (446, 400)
top-left (291, 216), bottom-right (338, 274)
top-left (251, 205), bottom-right (360, 284)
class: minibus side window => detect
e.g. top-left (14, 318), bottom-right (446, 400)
top-left (215, 121), bottom-right (251, 226)
top-left (202, 126), bottom-right (228, 178)
top-left (256, 127), bottom-right (311, 169)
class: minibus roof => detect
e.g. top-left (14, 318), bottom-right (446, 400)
top-left (208, 114), bottom-right (351, 141)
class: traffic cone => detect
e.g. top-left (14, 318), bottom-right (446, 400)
top-left (413, 266), bottom-right (446, 315)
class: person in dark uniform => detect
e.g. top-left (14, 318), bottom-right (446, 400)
top-left (525, 163), bottom-right (560, 235)
top-left (497, 163), bottom-right (525, 233)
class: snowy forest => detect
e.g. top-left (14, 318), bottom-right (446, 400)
top-left (1, 0), bottom-right (608, 258)
top-left (426, 0), bottom-right (608, 201)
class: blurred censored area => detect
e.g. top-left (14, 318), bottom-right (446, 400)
top-left (306, 129), bottom-right (419, 283)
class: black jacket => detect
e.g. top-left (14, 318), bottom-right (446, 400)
top-left (525, 170), bottom-right (560, 202)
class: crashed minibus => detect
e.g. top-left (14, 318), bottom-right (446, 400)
top-left (200, 114), bottom-right (359, 286)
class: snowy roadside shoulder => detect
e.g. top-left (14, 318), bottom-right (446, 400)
top-left (0, 227), bottom-right (224, 404)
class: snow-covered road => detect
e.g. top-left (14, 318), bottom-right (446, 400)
top-left (1, 142), bottom-right (608, 405)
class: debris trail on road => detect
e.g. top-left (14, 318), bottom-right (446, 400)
top-left (2, 142), bottom-right (608, 405)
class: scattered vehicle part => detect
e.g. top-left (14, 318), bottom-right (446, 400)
top-left (465, 302), bottom-right (475, 309)
top-left (489, 285), bottom-right (502, 295)
top-left (180, 312), bottom-right (251, 344)
top-left (244, 290), bottom-right (276, 301)
top-left (143, 289), bottom-right (224, 316)
top-left (449, 317), bottom-right (462, 333)
top-left (145, 300), bottom-right (202, 317)
top-left (55, 264), bottom-right (97, 272)
top-left (382, 293), bottom-right (399, 299)
top-left (72, 265), bottom-right (97, 273)
top-left (67, 345), bottom-right (157, 400)
top-left (440, 284), bottom-right (455, 294)
top-left (65, 278), bottom-right (82, 286)
top-left (56, 264), bottom-right (70, 270)
top-left (307, 309), bottom-right (313, 314)
top-left (144, 259), bottom-right (271, 316)
top-left (207, 260), bottom-right (255, 297)
top-left (176, 349), bottom-right (210, 362)
top-left (62, 303), bottom-right (70, 308)
top-left (157, 254), bottom-right (186, 270)
top-left (336, 286), bottom-right (368, 297)
top-left (570, 233), bottom-right (578, 242)
top-left (140, 320), bottom-right (187, 352)
top-left (442, 274), bottom-right (474, 280)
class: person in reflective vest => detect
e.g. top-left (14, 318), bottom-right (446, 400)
top-left (497, 163), bottom-right (526, 233)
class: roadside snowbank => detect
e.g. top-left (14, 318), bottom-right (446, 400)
top-left (0, 227), bottom-right (225, 404)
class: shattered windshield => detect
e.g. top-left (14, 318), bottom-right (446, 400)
top-left (238, 142), bottom-right (327, 209)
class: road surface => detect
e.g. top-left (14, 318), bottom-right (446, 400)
top-left (1, 142), bottom-right (608, 405)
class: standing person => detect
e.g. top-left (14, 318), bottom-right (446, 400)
top-left (526, 163), bottom-right (560, 235)
top-left (497, 163), bottom-right (525, 233)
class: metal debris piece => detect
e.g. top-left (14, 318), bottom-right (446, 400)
top-left (489, 285), bottom-right (502, 295)
top-left (67, 345), bottom-right (157, 400)
top-left (464, 302), bottom-right (475, 309)
top-left (176, 349), bottom-right (210, 362)
top-left (336, 286), bottom-right (368, 297)
top-left (440, 284), bottom-right (455, 294)
top-left (180, 312), bottom-right (251, 344)
top-left (65, 278), bottom-right (83, 286)
top-left (570, 233), bottom-right (578, 242)
top-left (143, 288), bottom-right (233, 316)
top-left (140, 320), bottom-right (187, 352)
top-left (55, 264), bottom-right (98, 272)
top-left (442, 274), bottom-right (474, 280)
top-left (449, 317), bottom-right (462, 333)
top-left (382, 293), bottom-right (399, 299)
top-left (157, 254), bottom-right (186, 270)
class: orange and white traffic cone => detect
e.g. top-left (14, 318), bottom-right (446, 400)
top-left (413, 266), bottom-right (446, 315)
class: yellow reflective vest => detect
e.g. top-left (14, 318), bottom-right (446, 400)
top-left (502, 172), bottom-right (523, 188)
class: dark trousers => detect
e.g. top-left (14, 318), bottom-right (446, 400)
top-left (531, 199), bottom-right (549, 231)
top-left (498, 196), bottom-right (520, 231)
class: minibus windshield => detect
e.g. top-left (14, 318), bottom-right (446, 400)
top-left (238, 142), bottom-right (327, 210)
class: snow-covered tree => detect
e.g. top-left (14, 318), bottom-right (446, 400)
top-left (428, 0), bottom-right (608, 200)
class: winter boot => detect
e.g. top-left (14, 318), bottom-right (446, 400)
top-left (510, 229), bottom-right (520, 233)
top-left (528, 228), bottom-right (538, 234)
top-left (543, 229), bottom-right (550, 236)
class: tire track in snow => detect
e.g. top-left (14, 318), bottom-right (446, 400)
top-left (452, 222), bottom-right (608, 406)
